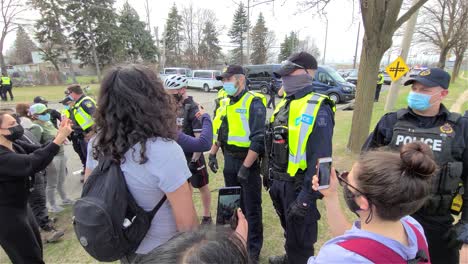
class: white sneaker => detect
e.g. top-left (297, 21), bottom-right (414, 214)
top-left (61, 199), bottom-right (75, 206)
top-left (49, 205), bottom-right (65, 213)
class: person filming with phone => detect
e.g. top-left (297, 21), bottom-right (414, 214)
top-left (309, 142), bottom-right (436, 263)
top-left (265, 52), bottom-right (336, 264)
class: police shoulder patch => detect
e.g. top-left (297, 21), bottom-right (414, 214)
top-left (85, 101), bottom-right (93, 108)
top-left (440, 123), bottom-right (454, 135)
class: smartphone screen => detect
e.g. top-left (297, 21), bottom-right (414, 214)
top-left (317, 157), bottom-right (332, 190)
top-left (216, 187), bottom-right (241, 225)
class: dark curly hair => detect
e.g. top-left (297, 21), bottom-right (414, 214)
top-left (93, 65), bottom-right (177, 164)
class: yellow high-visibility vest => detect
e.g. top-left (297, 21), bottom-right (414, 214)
top-left (270, 93), bottom-right (335, 176)
top-left (377, 73), bottom-right (385, 85)
top-left (73, 96), bottom-right (96, 131)
top-left (1, 77), bottom-right (11, 85)
top-left (213, 91), bottom-right (266, 147)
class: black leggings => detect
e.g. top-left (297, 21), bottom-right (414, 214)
top-left (0, 205), bottom-right (44, 264)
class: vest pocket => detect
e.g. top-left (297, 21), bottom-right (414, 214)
top-left (439, 162), bottom-right (463, 194)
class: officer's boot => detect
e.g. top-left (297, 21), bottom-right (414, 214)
top-left (268, 254), bottom-right (288, 264)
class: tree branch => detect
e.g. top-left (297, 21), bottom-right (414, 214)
top-left (394, 0), bottom-right (429, 30)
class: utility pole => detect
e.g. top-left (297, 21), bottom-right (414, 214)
top-left (161, 26), bottom-right (166, 69)
top-left (384, 0), bottom-right (421, 111)
top-left (352, 21), bottom-right (361, 69)
top-left (322, 15), bottom-right (328, 65)
top-left (246, 0), bottom-right (251, 65)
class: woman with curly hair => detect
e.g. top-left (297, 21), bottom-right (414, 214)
top-left (85, 65), bottom-right (198, 263)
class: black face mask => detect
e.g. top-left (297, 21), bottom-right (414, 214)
top-left (343, 185), bottom-right (361, 216)
top-left (172, 94), bottom-right (183, 102)
top-left (3, 125), bottom-right (24, 142)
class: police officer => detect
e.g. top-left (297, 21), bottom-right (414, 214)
top-left (0, 74), bottom-right (13, 101)
top-left (375, 71), bottom-right (384, 102)
top-left (64, 84), bottom-right (96, 182)
top-left (164, 74), bottom-right (213, 225)
top-left (363, 68), bottom-right (468, 264)
top-left (209, 65), bottom-right (266, 261)
top-left (265, 52), bottom-right (335, 264)
top-left (267, 78), bottom-right (277, 109)
top-left (33, 96), bottom-right (62, 129)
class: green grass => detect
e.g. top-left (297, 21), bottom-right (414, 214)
top-left (1, 74), bottom-right (467, 263)
top-left (66, 76), bottom-right (99, 85)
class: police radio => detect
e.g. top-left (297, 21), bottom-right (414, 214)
top-left (451, 183), bottom-right (464, 215)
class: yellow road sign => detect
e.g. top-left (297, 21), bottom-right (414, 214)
top-left (386, 56), bottom-right (409, 81)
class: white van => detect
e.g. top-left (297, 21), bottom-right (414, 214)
top-left (160, 67), bottom-right (192, 81)
top-left (188, 70), bottom-right (223, 92)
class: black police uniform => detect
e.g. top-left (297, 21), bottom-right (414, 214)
top-left (363, 105), bottom-right (468, 264)
top-left (73, 95), bottom-right (96, 168)
top-left (218, 88), bottom-right (265, 260)
top-left (267, 79), bottom-right (276, 109)
top-left (178, 96), bottom-right (209, 188)
top-left (266, 85), bottom-right (335, 264)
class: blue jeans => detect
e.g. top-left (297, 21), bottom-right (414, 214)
top-left (223, 153), bottom-right (263, 260)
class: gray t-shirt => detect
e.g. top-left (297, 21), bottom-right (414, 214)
top-left (86, 137), bottom-right (191, 254)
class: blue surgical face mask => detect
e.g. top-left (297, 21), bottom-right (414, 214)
top-left (37, 113), bottom-right (51, 122)
top-left (64, 105), bottom-right (70, 110)
top-left (68, 95), bottom-right (74, 101)
top-left (223, 82), bottom-right (238, 96)
top-left (407, 91), bottom-right (432, 111)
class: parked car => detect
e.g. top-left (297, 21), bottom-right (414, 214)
top-left (244, 64), bottom-right (282, 94)
top-left (345, 69), bottom-right (358, 85)
top-left (337, 69), bottom-right (354, 78)
top-left (346, 69), bottom-right (392, 85)
top-left (159, 67), bottom-right (192, 81)
top-left (187, 70), bottom-right (223, 92)
top-left (313, 65), bottom-right (356, 103)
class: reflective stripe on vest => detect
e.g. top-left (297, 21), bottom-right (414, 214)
top-left (271, 93), bottom-right (332, 176)
top-left (73, 96), bottom-right (96, 130)
top-left (213, 91), bottom-right (266, 147)
top-left (1, 77), bottom-right (11, 85)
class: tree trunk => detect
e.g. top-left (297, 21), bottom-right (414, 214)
top-left (452, 48), bottom-right (466, 83)
top-left (437, 46), bottom-right (449, 69)
top-left (88, 21), bottom-right (101, 82)
top-left (347, 38), bottom-right (386, 153)
top-left (0, 33), bottom-right (7, 75)
top-left (64, 49), bottom-right (78, 83)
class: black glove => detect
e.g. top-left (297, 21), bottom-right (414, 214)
top-left (286, 200), bottom-right (308, 222)
top-left (188, 161), bottom-right (198, 174)
top-left (262, 175), bottom-right (271, 191)
top-left (208, 154), bottom-right (218, 173)
top-left (237, 165), bottom-right (250, 185)
top-left (446, 221), bottom-right (468, 249)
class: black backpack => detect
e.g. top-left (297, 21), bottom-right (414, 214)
top-left (73, 156), bottom-right (167, 262)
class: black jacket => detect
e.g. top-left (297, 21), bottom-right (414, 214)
top-left (0, 141), bottom-right (59, 208)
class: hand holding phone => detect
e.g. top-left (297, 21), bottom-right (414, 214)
top-left (216, 187), bottom-right (242, 226)
top-left (317, 157), bottom-right (332, 190)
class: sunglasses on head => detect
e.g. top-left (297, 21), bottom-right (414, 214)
top-left (338, 171), bottom-right (366, 196)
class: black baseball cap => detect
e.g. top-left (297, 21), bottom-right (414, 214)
top-left (274, 51), bottom-right (318, 77)
top-left (33, 96), bottom-right (48, 104)
top-left (404, 68), bottom-right (451, 89)
top-left (216, 65), bottom-right (245, 80)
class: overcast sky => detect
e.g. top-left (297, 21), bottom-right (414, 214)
top-left (6, 0), bottom-right (443, 66)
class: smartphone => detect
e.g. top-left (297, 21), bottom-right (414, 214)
top-left (317, 157), bottom-right (332, 190)
top-left (216, 187), bottom-right (241, 225)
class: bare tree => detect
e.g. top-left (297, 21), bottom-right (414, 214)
top-left (416, 0), bottom-right (468, 69)
top-left (0, 0), bottom-right (27, 74)
top-left (452, 30), bottom-right (467, 82)
top-left (302, 0), bottom-right (428, 153)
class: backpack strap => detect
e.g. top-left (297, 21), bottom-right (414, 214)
top-left (405, 220), bottom-right (430, 264)
top-left (148, 195), bottom-right (167, 219)
top-left (338, 237), bottom-right (405, 263)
